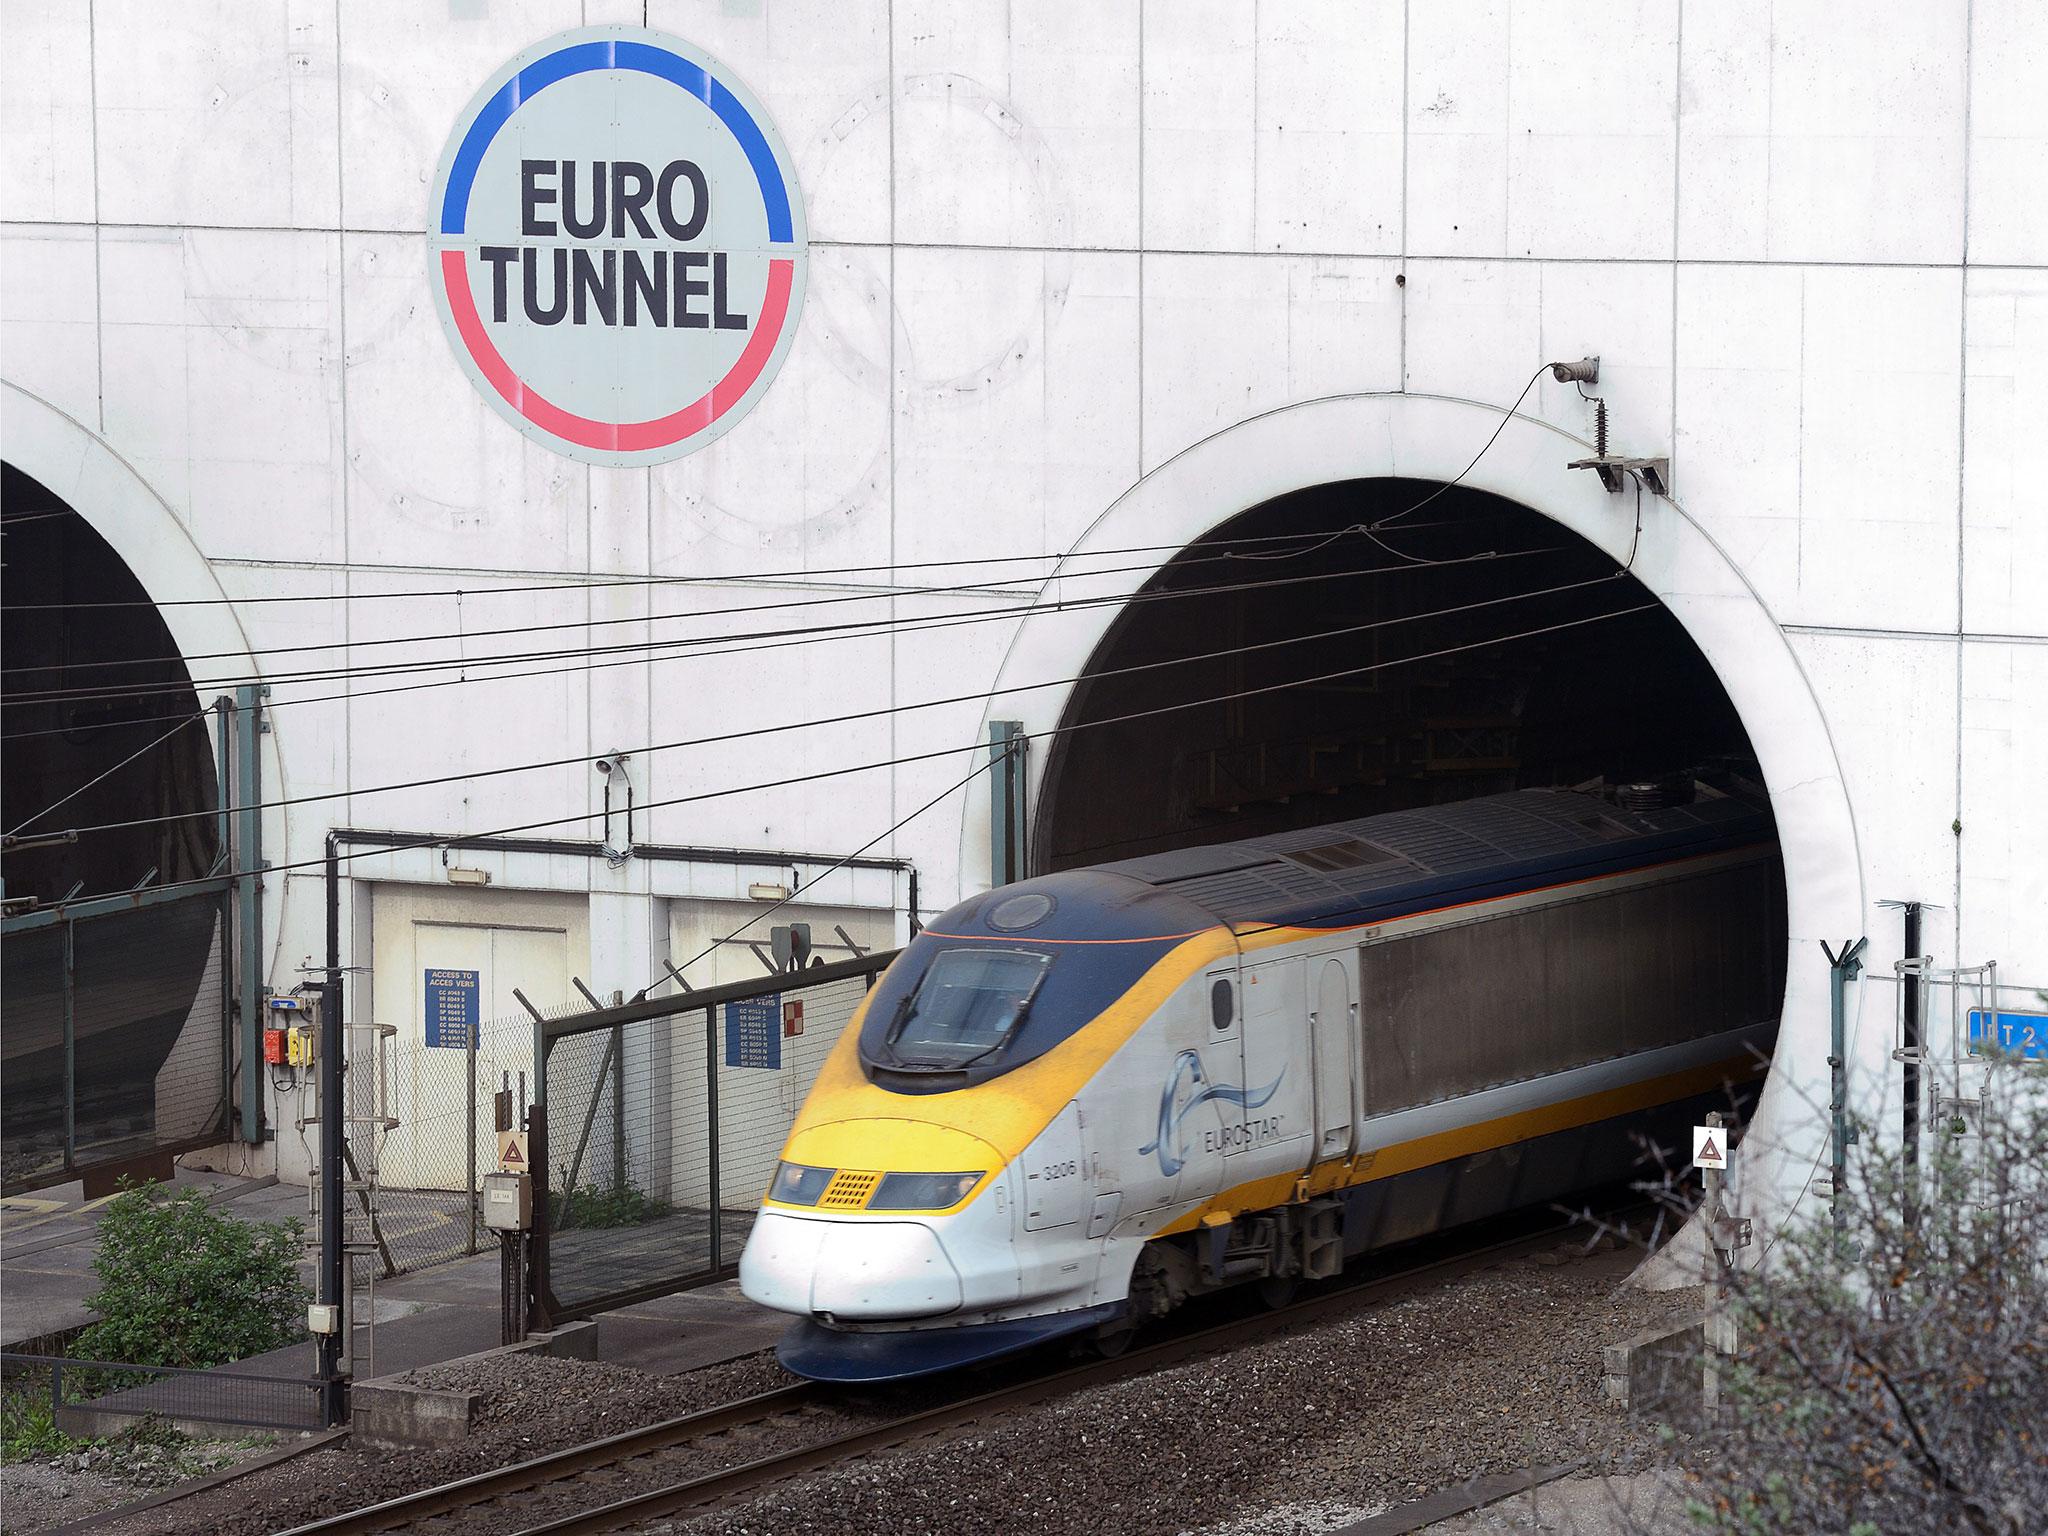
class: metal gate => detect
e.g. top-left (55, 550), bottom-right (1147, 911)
top-left (1, 885), bottom-right (233, 1194)
top-left (529, 950), bottom-right (897, 1325)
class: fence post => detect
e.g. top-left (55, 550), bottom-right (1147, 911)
top-left (214, 698), bottom-right (235, 1140)
top-left (466, 1024), bottom-right (478, 1256)
top-left (62, 920), bottom-right (76, 1170)
top-left (706, 1005), bottom-right (721, 1274)
top-left (988, 720), bottom-right (1026, 886)
top-left (235, 683), bottom-right (268, 1145)
top-left (318, 836), bottom-right (347, 1428)
top-left (610, 1024), bottom-right (626, 1194)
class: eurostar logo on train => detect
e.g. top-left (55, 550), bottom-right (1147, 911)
top-left (427, 27), bottom-right (809, 466)
top-left (1139, 1049), bottom-right (1284, 1176)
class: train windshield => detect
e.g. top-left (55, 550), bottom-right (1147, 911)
top-left (881, 947), bottom-right (1051, 1069)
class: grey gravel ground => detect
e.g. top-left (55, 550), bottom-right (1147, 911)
top-left (3, 1455), bottom-right (134, 1533)
top-left (75, 1241), bottom-right (1693, 1536)
top-left (660, 1245), bottom-right (1693, 1536)
top-left (87, 1351), bottom-right (800, 1536)
top-left (1, 1432), bottom-right (281, 1536)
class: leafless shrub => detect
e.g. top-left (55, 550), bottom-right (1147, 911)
top-left (1615, 1057), bottom-right (2048, 1534)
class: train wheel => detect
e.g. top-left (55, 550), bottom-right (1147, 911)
top-left (1255, 1276), bottom-right (1298, 1310)
top-left (1089, 1327), bottom-right (1138, 1359)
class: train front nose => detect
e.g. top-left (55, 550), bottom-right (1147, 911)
top-left (741, 1210), bottom-right (965, 1319)
top-left (739, 1122), bottom-right (1018, 1321)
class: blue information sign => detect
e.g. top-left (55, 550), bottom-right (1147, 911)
top-left (424, 968), bottom-right (480, 1049)
top-left (725, 993), bottom-right (782, 1070)
top-left (1967, 1008), bottom-right (2048, 1059)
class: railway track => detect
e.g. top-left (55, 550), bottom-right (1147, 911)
top-left (281, 1200), bottom-right (1652, 1536)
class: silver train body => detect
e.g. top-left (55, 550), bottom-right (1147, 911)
top-left (740, 782), bottom-right (1785, 1380)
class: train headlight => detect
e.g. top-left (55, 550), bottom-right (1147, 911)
top-left (865, 1171), bottom-right (983, 1211)
top-left (768, 1161), bottom-right (835, 1205)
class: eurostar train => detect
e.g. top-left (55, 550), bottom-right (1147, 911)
top-left (740, 778), bottom-right (1785, 1381)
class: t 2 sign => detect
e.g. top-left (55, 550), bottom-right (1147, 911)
top-left (429, 28), bottom-right (808, 465)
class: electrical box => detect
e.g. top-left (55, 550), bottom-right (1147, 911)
top-left (307, 1303), bottom-right (340, 1335)
top-left (481, 1171), bottom-right (532, 1231)
top-left (266, 991), bottom-right (317, 1069)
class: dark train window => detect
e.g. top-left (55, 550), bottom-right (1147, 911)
top-left (884, 947), bottom-right (1051, 1068)
top-left (1210, 977), bottom-right (1235, 1030)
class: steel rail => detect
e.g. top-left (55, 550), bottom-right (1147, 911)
top-left (275, 1198), bottom-right (1651, 1536)
top-left (506, 1202), bottom-right (1652, 1536)
top-left (274, 1384), bottom-right (820, 1536)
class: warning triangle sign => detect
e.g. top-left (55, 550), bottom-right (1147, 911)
top-left (1693, 1125), bottom-right (1728, 1169)
top-left (498, 1130), bottom-right (528, 1170)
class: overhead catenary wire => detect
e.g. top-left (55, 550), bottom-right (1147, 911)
top-left (0, 540), bottom-right (1320, 681)
top-left (1, 515), bottom-right (1529, 685)
top-left (45, 573), bottom-right (1632, 842)
top-left (2, 541), bottom-right (1567, 717)
top-left (0, 509), bottom-right (1530, 616)
top-left (1367, 362), bottom-right (1555, 543)
top-left (4, 714), bottom-right (203, 837)
top-left (653, 755), bottom-right (998, 995)
top-left (4, 366), bottom-right (1586, 722)
top-left (35, 601), bottom-right (1658, 912)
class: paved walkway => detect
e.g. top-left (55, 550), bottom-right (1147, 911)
top-left (1, 1168), bottom-right (786, 1391)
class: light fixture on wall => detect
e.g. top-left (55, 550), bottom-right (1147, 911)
top-left (749, 881), bottom-right (791, 902)
top-left (447, 866), bottom-right (491, 886)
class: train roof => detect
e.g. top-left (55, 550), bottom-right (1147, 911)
top-left (1084, 781), bottom-right (1775, 932)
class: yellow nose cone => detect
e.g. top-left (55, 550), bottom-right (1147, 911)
top-left (784, 1117), bottom-right (1003, 1179)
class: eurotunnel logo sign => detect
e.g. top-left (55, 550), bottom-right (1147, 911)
top-left (428, 28), bottom-right (807, 466)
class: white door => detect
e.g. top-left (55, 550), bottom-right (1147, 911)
top-left (1311, 958), bottom-right (1355, 1164)
top-left (380, 922), bottom-right (566, 1192)
top-left (1241, 957), bottom-right (1313, 1170)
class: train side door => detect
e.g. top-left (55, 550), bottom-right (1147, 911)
top-left (1310, 957), bottom-right (1356, 1164)
top-left (1241, 957), bottom-right (1312, 1169)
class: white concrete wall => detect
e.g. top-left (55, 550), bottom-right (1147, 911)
top-left (4, 2), bottom-right (2044, 1234)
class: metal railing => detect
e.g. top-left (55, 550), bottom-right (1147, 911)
top-left (530, 950), bottom-right (899, 1325)
top-left (1, 1351), bottom-right (325, 1433)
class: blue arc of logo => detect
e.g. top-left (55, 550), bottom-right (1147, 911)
top-left (1138, 1049), bottom-right (1283, 1177)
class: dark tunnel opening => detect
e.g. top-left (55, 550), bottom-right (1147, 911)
top-left (1035, 479), bottom-right (1760, 873)
top-left (2, 462), bottom-right (220, 901)
top-left (2, 462), bottom-right (225, 1189)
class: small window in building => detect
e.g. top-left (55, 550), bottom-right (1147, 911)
top-left (1280, 837), bottom-right (1401, 874)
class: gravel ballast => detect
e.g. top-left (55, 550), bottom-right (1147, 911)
top-left (85, 1352), bottom-right (800, 1536)
top-left (668, 1245), bottom-right (1693, 1536)
top-left (79, 1242), bottom-right (1691, 1536)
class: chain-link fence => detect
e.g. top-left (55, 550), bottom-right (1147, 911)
top-left (0, 1352), bottom-right (325, 1434)
top-left (533, 952), bottom-right (897, 1322)
top-left (1, 890), bottom-right (231, 1194)
top-left (328, 1002), bottom-right (550, 1280)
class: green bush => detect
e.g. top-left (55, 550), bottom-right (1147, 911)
top-left (74, 1182), bottom-right (308, 1370)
